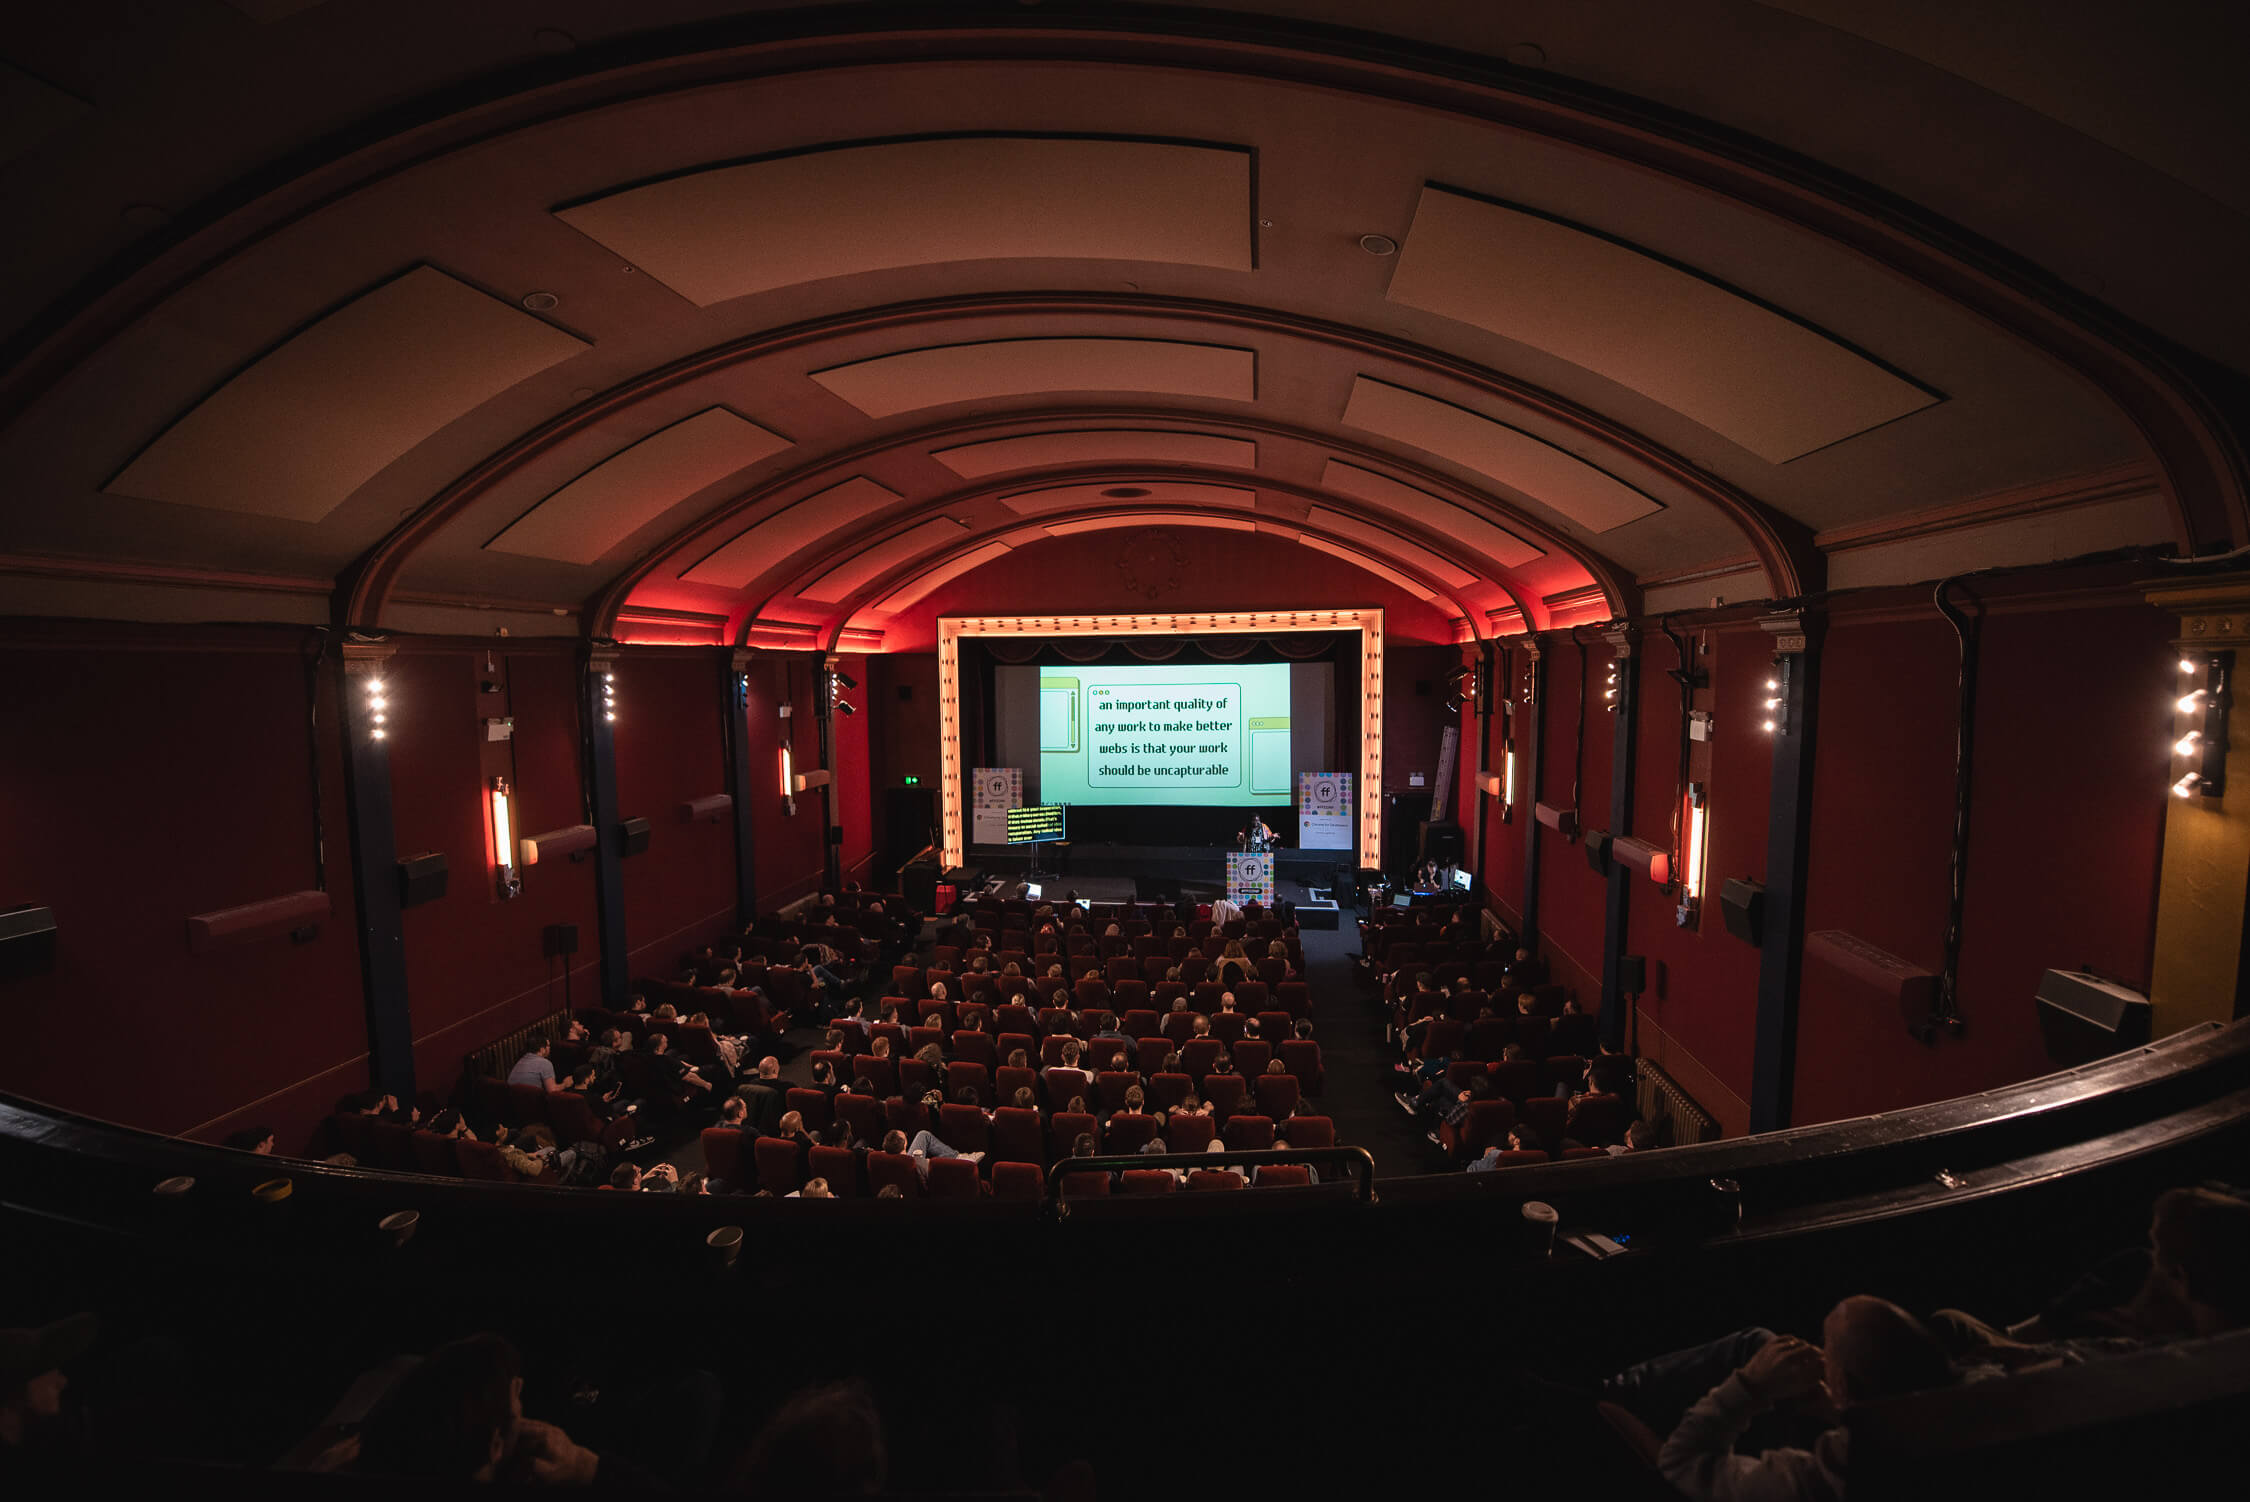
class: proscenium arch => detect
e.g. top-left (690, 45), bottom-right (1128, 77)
top-left (587, 404), bottom-right (1645, 640)
top-left (345, 291), bottom-right (1821, 630)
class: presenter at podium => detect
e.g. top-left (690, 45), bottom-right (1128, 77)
top-left (1242, 814), bottom-right (1276, 853)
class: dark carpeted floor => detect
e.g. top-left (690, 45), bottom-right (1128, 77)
top-left (1293, 911), bottom-right (1436, 1179)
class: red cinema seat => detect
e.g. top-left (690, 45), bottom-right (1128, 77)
top-left (1551, 1014), bottom-right (1601, 1058)
top-left (808, 1145), bottom-right (860, 1197)
top-left (1048, 1111), bottom-right (1097, 1163)
top-left (1255, 1011), bottom-right (1293, 1044)
top-left (835, 1093), bottom-right (885, 1145)
top-left (1095, 1071), bottom-right (1138, 1116)
top-left (938, 1104), bottom-right (991, 1154)
top-left (409, 1130), bottom-right (461, 1176)
top-left (1488, 1149), bottom-right (1550, 1168)
top-left (926, 1157), bottom-right (982, 1199)
top-left (454, 1137), bottom-right (516, 1182)
top-left (995, 1066), bottom-right (1039, 1108)
top-left (1253, 1073), bottom-right (1301, 1122)
top-left (699, 1127), bottom-right (748, 1187)
top-left (990, 1161), bottom-right (1044, 1200)
top-left (809, 1050), bottom-right (849, 1084)
top-left (852, 1055), bottom-right (896, 1097)
top-left (1186, 1169), bottom-right (1245, 1191)
top-left (1165, 1114), bottom-right (1216, 1153)
top-left (996, 1032), bottom-right (1038, 1068)
top-left (1210, 1012), bottom-right (1246, 1046)
top-left (1203, 1075), bottom-right (1247, 1119)
top-left (1520, 1095), bottom-right (1567, 1143)
top-left (1122, 1009), bottom-right (1162, 1040)
top-left (1565, 1092), bottom-right (1627, 1147)
top-left (995, 1003), bottom-right (1037, 1036)
top-left (504, 1082), bottom-right (550, 1127)
top-left (1545, 1054), bottom-right (1589, 1094)
top-left (1106, 1112), bottom-right (1161, 1154)
top-left (364, 1120), bottom-right (417, 1172)
top-left (1224, 1114), bottom-right (1275, 1151)
top-left (785, 1088), bottom-right (833, 1133)
top-left (1279, 1040), bottom-right (1324, 1096)
top-left (1276, 982), bottom-right (1310, 1017)
top-left (1148, 1072), bottom-right (1194, 1112)
top-left (945, 1061), bottom-right (992, 1108)
top-left (1561, 1146), bottom-right (1607, 1161)
top-left (754, 1136), bottom-right (805, 1196)
top-left (1283, 1115), bottom-right (1333, 1150)
top-left (953, 1030), bottom-right (997, 1069)
top-left (1458, 1099), bottom-right (1517, 1158)
top-left (886, 1098), bottom-right (934, 1141)
top-left (1493, 1059), bottom-right (1545, 1104)
top-left (1179, 1039), bottom-right (1222, 1081)
top-left (1255, 1165), bottom-right (1312, 1189)
top-left (867, 1150), bottom-right (924, 1199)
top-left (1060, 1170), bottom-right (1111, 1199)
top-left (989, 1108), bottom-right (1045, 1166)
top-left (1231, 1040), bottom-right (1271, 1079)
top-left (1035, 1007), bottom-right (1077, 1037)
top-left (1424, 1021), bottom-right (1468, 1060)
top-left (1082, 1036), bottom-right (1132, 1074)
top-left (897, 1059), bottom-right (935, 1098)
top-left (1119, 1169), bottom-right (1178, 1195)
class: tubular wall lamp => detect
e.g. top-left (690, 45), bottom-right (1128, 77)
top-left (490, 777), bottom-right (520, 900)
top-left (1677, 782), bottom-right (1709, 927)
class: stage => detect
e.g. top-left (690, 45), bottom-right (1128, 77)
top-left (969, 841), bottom-right (1357, 899)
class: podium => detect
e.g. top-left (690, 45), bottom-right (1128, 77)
top-left (1226, 851), bottom-right (1275, 905)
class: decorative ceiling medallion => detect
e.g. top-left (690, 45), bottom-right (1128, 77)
top-left (1114, 527), bottom-right (1188, 600)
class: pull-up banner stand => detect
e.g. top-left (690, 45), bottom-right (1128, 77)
top-left (971, 767), bottom-right (1021, 845)
top-left (1297, 771), bottom-right (1354, 850)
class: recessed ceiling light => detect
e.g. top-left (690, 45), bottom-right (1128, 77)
top-left (1358, 234), bottom-right (1398, 256)
top-left (1103, 487), bottom-right (1152, 499)
top-left (521, 291), bottom-right (560, 311)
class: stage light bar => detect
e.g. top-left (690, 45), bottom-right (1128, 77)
top-left (2170, 650), bottom-right (2233, 801)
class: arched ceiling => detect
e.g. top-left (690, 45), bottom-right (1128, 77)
top-left (0, 3), bottom-right (2241, 647)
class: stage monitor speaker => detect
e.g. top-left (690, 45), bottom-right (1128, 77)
top-left (2036, 969), bottom-right (2151, 1065)
top-left (616, 816), bottom-right (652, 857)
top-left (542, 922), bottom-right (579, 957)
top-left (396, 852), bottom-right (449, 908)
top-left (1618, 954), bottom-right (1647, 995)
top-left (0, 905), bottom-right (57, 980)
top-left (1424, 822), bottom-right (1464, 865)
top-left (1719, 878), bottom-right (1766, 944)
top-left (1583, 829), bottom-right (1613, 874)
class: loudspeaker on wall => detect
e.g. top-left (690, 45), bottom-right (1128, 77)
top-left (396, 852), bottom-right (449, 908)
top-left (1719, 878), bottom-right (1766, 945)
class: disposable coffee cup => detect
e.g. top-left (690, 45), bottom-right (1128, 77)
top-left (379, 1209), bottom-right (420, 1248)
top-left (252, 1177), bottom-right (293, 1204)
top-left (1521, 1199), bottom-right (1559, 1256)
top-left (707, 1225), bottom-right (744, 1268)
top-left (153, 1175), bottom-right (195, 1197)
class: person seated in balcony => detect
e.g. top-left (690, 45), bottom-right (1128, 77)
top-left (1089, 1013), bottom-right (1136, 1067)
top-left (1042, 1039), bottom-right (1091, 1103)
top-left (1607, 1121), bottom-right (1659, 1157)
top-left (506, 1038), bottom-right (576, 1094)
top-left (804, 1058), bottom-right (843, 1103)
top-left (736, 1055), bottom-right (786, 1133)
top-left (644, 1032), bottom-right (714, 1114)
top-left (224, 1125), bottom-right (277, 1155)
top-left (890, 1127), bottom-right (983, 1175)
top-left (1655, 1297), bottom-right (1954, 1502)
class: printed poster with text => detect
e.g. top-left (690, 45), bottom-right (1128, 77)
top-left (970, 767), bottom-right (1022, 844)
top-left (1297, 771), bottom-right (1354, 850)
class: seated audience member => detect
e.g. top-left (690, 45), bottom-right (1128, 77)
top-left (718, 1096), bottom-right (750, 1131)
top-left (805, 1059), bottom-right (844, 1101)
top-left (791, 1178), bottom-right (834, 1200)
top-left (224, 1125), bottom-right (277, 1155)
top-left (0, 1312), bottom-right (99, 1453)
top-left (733, 1379), bottom-right (887, 1499)
top-left (356, 1333), bottom-right (600, 1483)
top-left (644, 1033), bottom-right (714, 1109)
top-left (1139, 1139), bottom-right (1184, 1185)
top-left (1643, 1298), bottom-right (1954, 1502)
top-left (506, 1038), bottom-right (575, 1093)
top-left (1043, 1040), bottom-right (1091, 1101)
top-left (1090, 1013), bottom-right (1136, 1066)
top-left (1608, 1120), bottom-right (1659, 1156)
top-left (893, 1127), bottom-right (984, 1174)
top-left (736, 1056), bottom-right (786, 1133)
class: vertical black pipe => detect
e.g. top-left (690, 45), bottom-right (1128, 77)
top-left (816, 654), bottom-right (842, 893)
top-left (339, 645), bottom-right (414, 1098)
top-left (720, 649), bottom-right (759, 924)
top-left (1520, 639), bottom-right (1547, 944)
top-left (584, 649), bottom-right (629, 1005)
top-left (1599, 629), bottom-right (1639, 1053)
top-left (1752, 615), bottom-right (1820, 1132)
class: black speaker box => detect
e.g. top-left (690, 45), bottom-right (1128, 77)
top-left (396, 853), bottom-right (449, 909)
top-left (1618, 954), bottom-right (1647, 995)
top-left (2036, 970), bottom-right (2152, 1064)
top-left (1584, 829), bottom-right (1613, 874)
top-left (0, 905), bottom-right (57, 980)
top-left (828, 824), bottom-right (847, 846)
top-left (616, 816), bottom-right (651, 857)
top-left (542, 922), bottom-right (580, 957)
top-left (1719, 878), bottom-right (1766, 944)
top-left (1424, 821), bottom-right (1465, 865)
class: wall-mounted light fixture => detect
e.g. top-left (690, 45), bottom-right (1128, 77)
top-left (1760, 663), bottom-right (1788, 735)
top-left (366, 675), bottom-right (389, 741)
top-left (780, 744), bottom-right (795, 811)
top-left (489, 777), bottom-right (519, 899)
top-left (601, 670), bottom-right (618, 724)
top-left (1602, 659), bottom-right (1619, 713)
top-left (2171, 650), bottom-right (2233, 799)
top-left (1677, 781), bottom-right (1709, 926)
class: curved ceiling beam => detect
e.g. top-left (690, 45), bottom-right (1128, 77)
top-left (345, 291), bottom-right (1777, 628)
top-left (712, 461), bottom-right (1559, 646)
top-left (719, 498), bottom-right (1515, 652)
top-left (585, 404), bottom-right (1640, 636)
top-left (8, 20), bottom-right (2235, 559)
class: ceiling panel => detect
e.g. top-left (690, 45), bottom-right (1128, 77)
top-left (998, 480), bottom-right (1256, 516)
top-left (872, 539), bottom-right (1016, 613)
top-left (486, 407), bottom-right (790, 564)
top-left (106, 267), bottom-right (587, 523)
top-left (1306, 505), bottom-right (1478, 587)
top-left (1385, 187), bottom-right (1938, 463)
top-left (811, 338), bottom-right (1255, 418)
top-left (931, 428), bottom-right (1256, 478)
top-left (1299, 536), bottom-right (1437, 600)
top-left (795, 516), bottom-right (969, 604)
top-left (1318, 458), bottom-right (1544, 568)
top-left (1341, 377), bottom-right (1662, 534)
top-left (680, 475), bottom-right (900, 588)
top-left (557, 137), bottom-right (1251, 306)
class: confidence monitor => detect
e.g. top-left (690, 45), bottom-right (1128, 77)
top-left (1005, 803), bottom-right (1066, 844)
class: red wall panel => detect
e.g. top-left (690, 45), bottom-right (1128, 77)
top-left (612, 651), bottom-right (735, 975)
top-left (829, 651), bottom-right (876, 885)
top-left (744, 652), bottom-right (830, 911)
top-left (1478, 642), bottom-right (1530, 926)
top-left (867, 652), bottom-right (941, 880)
top-left (0, 638), bottom-right (365, 1152)
top-left (1791, 603), bottom-right (2172, 1124)
top-left (1534, 637), bottom-right (1612, 1002)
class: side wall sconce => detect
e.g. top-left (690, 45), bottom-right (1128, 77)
top-left (2172, 650), bottom-right (2233, 799)
top-left (490, 777), bottom-right (520, 899)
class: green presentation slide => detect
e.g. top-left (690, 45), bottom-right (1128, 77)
top-left (1039, 661), bottom-right (1292, 807)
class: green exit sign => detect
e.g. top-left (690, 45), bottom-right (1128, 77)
top-left (902, 774), bottom-right (920, 785)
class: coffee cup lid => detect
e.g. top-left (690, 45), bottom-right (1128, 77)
top-left (1521, 1200), bottom-right (1558, 1223)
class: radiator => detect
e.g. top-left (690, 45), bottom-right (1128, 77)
top-left (1637, 1056), bottom-right (1720, 1145)
top-left (466, 1009), bottom-right (573, 1081)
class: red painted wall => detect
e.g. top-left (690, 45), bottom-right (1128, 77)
top-left (744, 652), bottom-right (830, 912)
top-left (1533, 637), bottom-right (1613, 1003)
top-left (1791, 603), bottom-right (2173, 1123)
top-left (828, 651), bottom-right (877, 886)
top-left (1479, 642), bottom-right (1530, 927)
top-left (0, 632), bottom-right (365, 1153)
top-left (867, 652), bottom-right (941, 879)
top-left (612, 651), bottom-right (736, 977)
